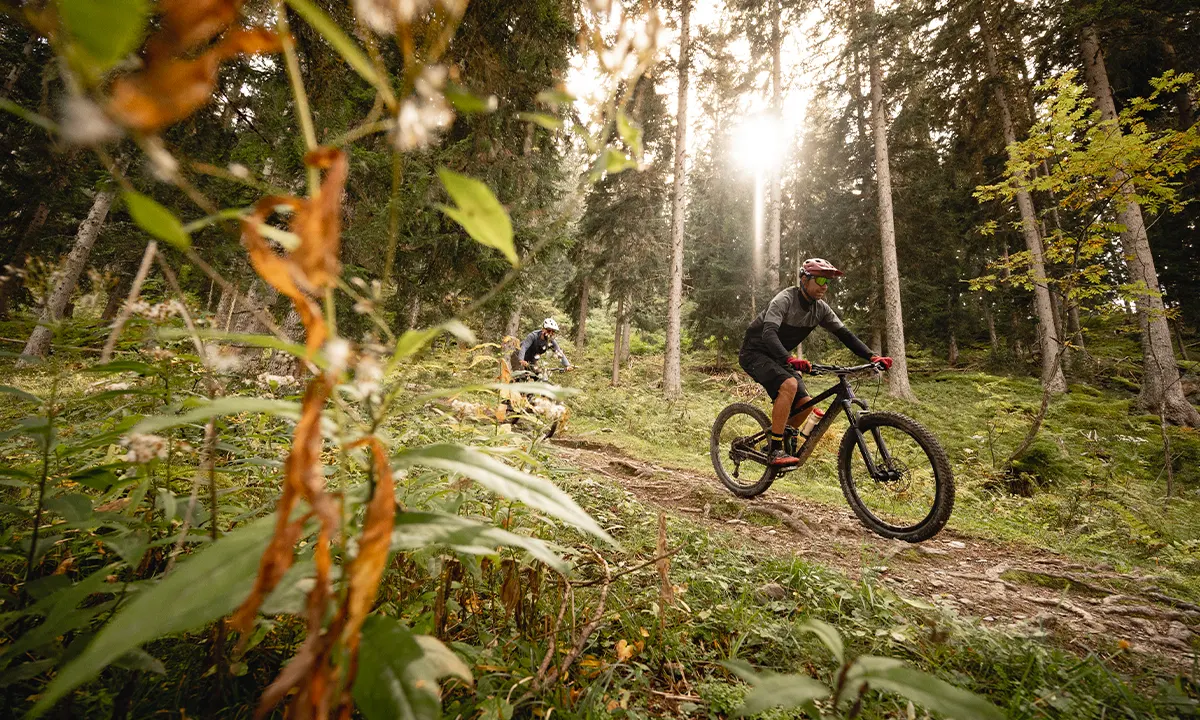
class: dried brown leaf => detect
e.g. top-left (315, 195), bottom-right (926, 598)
top-left (230, 374), bottom-right (331, 640)
top-left (148, 0), bottom-right (246, 59)
top-left (110, 27), bottom-right (282, 133)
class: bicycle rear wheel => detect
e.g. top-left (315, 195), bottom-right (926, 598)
top-left (838, 411), bottom-right (954, 542)
top-left (710, 403), bottom-right (776, 498)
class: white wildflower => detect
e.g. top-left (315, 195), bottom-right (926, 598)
top-left (415, 65), bottom-right (448, 98)
top-left (353, 0), bottom-right (433, 34)
top-left (353, 355), bottom-right (384, 402)
top-left (1115, 434), bottom-right (1148, 444)
top-left (530, 396), bottom-right (568, 422)
top-left (392, 67), bottom-right (454, 152)
top-left (325, 337), bottom-right (352, 375)
top-left (144, 137), bottom-right (179, 182)
top-left (121, 433), bottom-right (169, 464)
top-left (204, 346), bottom-right (243, 373)
top-left (353, 298), bottom-right (375, 314)
top-left (394, 100), bottom-right (431, 151)
top-left (228, 163), bottom-right (250, 180)
top-left (61, 95), bottom-right (121, 145)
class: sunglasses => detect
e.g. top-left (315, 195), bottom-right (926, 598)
top-left (812, 276), bottom-right (831, 286)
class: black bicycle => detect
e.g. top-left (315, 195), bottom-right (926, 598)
top-left (710, 362), bottom-right (954, 542)
top-left (505, 357), bottom-right (570, 438)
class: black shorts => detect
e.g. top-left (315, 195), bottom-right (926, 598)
top-left (739, 351), bottom-right (808, 401)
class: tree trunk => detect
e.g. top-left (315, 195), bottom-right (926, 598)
top-left (948, 332), bottom-right (958, 366)
top-left (406, 296), bottom-right (421, 329)
top-left (865, 0), bottom-right (915, 400)
top-left (983, 23), bottom-right (1066, 394)
top-left (1174, 320), bottom-right (1189, 362)
top-left (985, 301), bottom-right (999, 352)
top-left (101, 270), bottom-right (133, 323)
top-left (1081, 25), bottom-right (1198, 425)
top-left (620, 314), bottom-right (632, 367)
top-left (663, 0), bottom-right (690, 399)
top-left (18, 184), bottom-right (117, 363)
top-left (0, 200), bottom-right (50, 319)
top-left (765, 0), bottom-right (782, 287)
top-left (612, 295), bottom-right (625, 386)
top-left (505, 302), bottom-right (522, 340)
top-left (1068, 302), bottom-right (1084, 354)
top-left (575, 276), bottom-right (590, 350)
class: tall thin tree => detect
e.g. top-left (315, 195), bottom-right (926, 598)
top-left (18, 181), bottom-right (118, 364)
top-left (1080, 25), bottom-right (1199, 425)
top-left (982, 15), bottom-right (1066, 393)
top-left (766, 0), bottom-right (783, 288)
top-left (664, 0), bottom-right (691, 399)
top-left (864, 0), bottom-right (915, 400)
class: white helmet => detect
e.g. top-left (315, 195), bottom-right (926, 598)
top-left (542, 318), bottom-right (559, 331)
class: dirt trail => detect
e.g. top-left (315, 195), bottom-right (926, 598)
top-left (551, 437), bottom-right (1199, 670)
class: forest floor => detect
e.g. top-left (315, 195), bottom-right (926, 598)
top-left (548, 435), bottom-right (1198, 670)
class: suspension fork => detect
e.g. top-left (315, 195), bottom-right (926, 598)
top-left (842, 378), bottom-right (894, 477)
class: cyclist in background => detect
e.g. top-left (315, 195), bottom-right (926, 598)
top-left (740, 258), bottom-right (892, 467)
top-left (516, 318), bottom-right (573, 371)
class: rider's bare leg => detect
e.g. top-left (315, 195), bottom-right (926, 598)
top-left (771, 378), bottom-right (799, 435)
top-left (788, 398), bottom-right (815, 429)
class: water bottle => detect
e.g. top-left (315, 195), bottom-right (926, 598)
top-left (798, 408), bottom-right (825, 440)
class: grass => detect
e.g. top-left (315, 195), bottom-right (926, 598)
top-left (541, 329), bottom-right (1200, 601)
top-left (1, 313), bottom-right (1198, 718)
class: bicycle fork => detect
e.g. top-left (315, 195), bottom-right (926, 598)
top-left (843, 392), bottom-right (900, 483)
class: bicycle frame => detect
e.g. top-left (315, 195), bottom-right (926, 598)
top-left (735, 366), bottom-right (896, 479)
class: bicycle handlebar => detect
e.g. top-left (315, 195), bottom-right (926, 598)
top-left (808, 362), bottom-right (883, 375)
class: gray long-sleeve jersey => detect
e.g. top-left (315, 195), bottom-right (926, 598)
top-left (518, 330), bottom-right (569, 367)
top-left (741, 286), bottom-right (873, 364)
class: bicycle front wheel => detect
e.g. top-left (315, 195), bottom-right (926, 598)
top-left (838, 411), bottom-right (954, 542)
top-left (710, 403), bottom-right (776, 498)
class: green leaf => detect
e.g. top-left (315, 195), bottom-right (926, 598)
top-left (58, 0), bottom-right (149, 71)
top-left (156, 328), bottom-right (312, 362)
top-left (392, 511), bottom-right (566, 572)
top-left (1, 565), bottom-right (121, 668)
top-left (516, 112), bottom-right (563, 131)
top-left (102, 531), bottom-right (148, 567)
top-left (851, 663), bottom-right (1004, 720)
top-left (124, 191), bottom-right (191, 251)
top-left (436, 168), bottom-right (517, 266)
top-left (30, 517), bottom-right (275, 717)
top-left (84, 360), bottom-right (160, 376)
top-left (738, 674), bottom-right (830, 716)
top-left (603, 148), bottom-right (638, 174)
top-left (616, 111), bottom-right (643, 158)
top-left (46, 494), bottom-right (92, 523)
top-left (445, 84), bottom-right (495, 114)
top-left (536, 89), bottom-right (575, 107)
top-left (798, 619), bottom-right (844, 664)
top-left (68, 465), bottom-right (123, 491)
top-left (0, 385), bottom-right (41, 404)
top-left (132, 396), bottom-right (301, 434)
top-left (391, 321), bottom-right (476, 366)
top-left (284, 0), bottom-right (389, 98)
top-left (393, 444), bottom-right (612, 546)
top-left (354, 615), bottom-right (472, 720)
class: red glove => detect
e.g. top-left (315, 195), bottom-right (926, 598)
top-left (787, 357), bottom-right (812, 373)
top-left (871, 355), bottom-right (893, 370)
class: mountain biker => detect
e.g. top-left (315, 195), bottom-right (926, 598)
top-left (516, 318), bottom-right (573, 372)
top-left (740, 258), bottom-right (893, 467)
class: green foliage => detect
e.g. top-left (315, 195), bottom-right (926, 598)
top-left (58, 0), bottom-right (149, 73)
top-left (354, 615), bottom-right (472, 720)
top-left (30, 517), bottom-right (276, 716)
top-left (436, 168), bottom-right (518, 266)
top-left (124, 192), bottom-right (191, 251)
